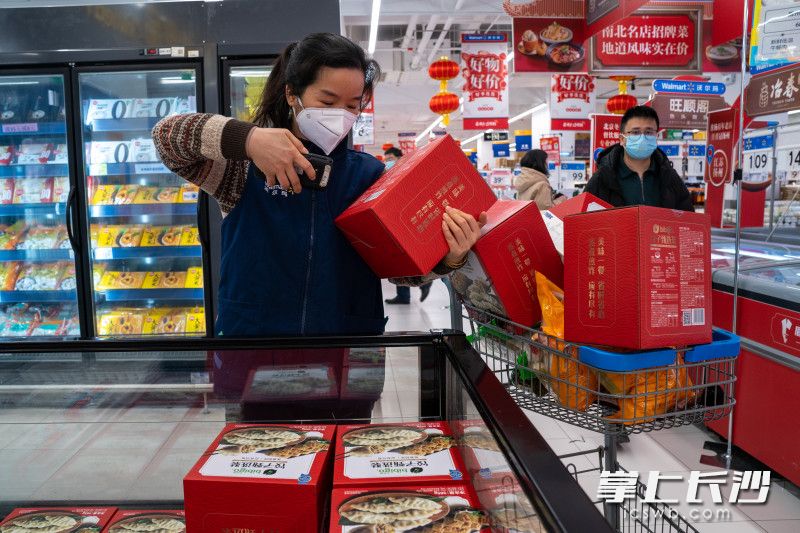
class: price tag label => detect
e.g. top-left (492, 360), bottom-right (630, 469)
top-left (686, 157), bottom-right (705, 177)
top-left (135, 163), bottom-right (169, 175)
top-left (94, 248), bottom-right (112, 260)
top-left (744, 149), bottom-right (772, 174)
top-left (560, 161), bottom-right (586, 183)
top-left (776, 145), bottom-right (800, 172)
top-left (89, 163), bottom-right (108, 176)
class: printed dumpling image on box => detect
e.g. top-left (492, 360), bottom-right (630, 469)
top-left (184, 424), bottom-right (335, 533)
top-left (450, 200), bottom-right (563, 326)
top-left (103, 510), bottom-right (184, 533)
top-left (0, 507), bottom-right (117, 533)
top-left (336, 134), bottom-right (496, 278)
top-left (334, 422), bottom-right (467, 487)
top-left (330, 484), bottom-right (487, 533)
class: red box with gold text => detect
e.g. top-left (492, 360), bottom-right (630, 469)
top-left (334, 422), bottom-right (467, 488)
top-left (335, 134), bottom-right (496, 277)
top-left (0, 507), bottom-right (117, 532)
top-left (450, 200), bottom-right (563, 326)
top-left (330, 484), bottom-right (487, 533)
top-left (184, 424), bottom-right (335, 533)
top-left (564, 206), bottom-right (712, 350)
top-left (540, 192), bottom-right (612, 257)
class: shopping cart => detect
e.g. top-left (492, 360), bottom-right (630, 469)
top-left (448, 289), bottom-right (740, 532)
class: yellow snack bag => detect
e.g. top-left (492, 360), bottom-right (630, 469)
top-left (142, 271), bottom-right (186, 289)
top-left (180, 226), bottom-right (200, 246)
top-left (186, 307), bottom-right (206, 334)
top-left (113, 184), bottom-right (138, 205)
top-left (92, 185), bottom-right (118, 205)
top-left (185, 266), bottom-right (203, 288)
top-left (99, 271), bottom-right (146, 290)
top-left (133, 186), bottom-right (158, 204)
top-left (536, 272), bottom-right (598, 412)
top-left (97, 311), bottom-right (144, 336)
top-left (140, 226), bottom-right (161, 247)
top-left (97, 226), bottom-right (122, 247)
top-left (142, 308), bottom-right (170, 335)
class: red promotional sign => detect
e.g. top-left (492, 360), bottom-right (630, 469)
top-left (590, 12), bottom-right (701, 74)
top-left (397, 132), bottom-right (417, 155)
top-left (704, 107), bottom-right (738, 228)
top-left (590, 114), bottom-right (621, 172)
top-left (461, 35), bottom-right (509, 130)
top-left (512, 17), bottom-right (587, 73)
top-left (540, 135), bottom-right (561, 165)
top-left (585, 0), bottom-right (651, 38)
top-left (551, 118), bottom-right (591, 131)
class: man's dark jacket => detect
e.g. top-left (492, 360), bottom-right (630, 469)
top-left (585, 144), bottom-right (694, 211)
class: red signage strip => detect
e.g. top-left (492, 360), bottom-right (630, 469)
top-left (551, 118), bottom-right (591, 131)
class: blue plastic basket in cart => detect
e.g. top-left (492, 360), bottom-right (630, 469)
top-left (462, 304), bottom-right (740, 437)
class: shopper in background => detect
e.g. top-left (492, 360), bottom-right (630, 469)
top-left (153, 33), bottom-right (485, 336)
top-left (383, 146), bottom-right (433, 305)
top-left (586, 106), bottom-right (693, 211)
top-left (514, 148), bottom-right (555, 209)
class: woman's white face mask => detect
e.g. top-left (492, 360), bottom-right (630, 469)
top-left (293, 98), bottom-right (359, 155)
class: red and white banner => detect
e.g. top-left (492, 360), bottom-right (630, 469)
top-left (590, 114), bottom-right (622, 173)
top-left (397, 131), bottom-right (417, 155)
top-left (550, 74), bottom-right (595, 132)
top-left (585, 0), bottom-right (651, 38)
top-left (461, 34), bottom-right (509, 130)
top-left (540, 135), bottom-right (561, 165)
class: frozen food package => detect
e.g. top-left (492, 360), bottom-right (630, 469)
top-left (0, 221), bottom-right (25, 250)
top-left (179, 183), bottom-right (200, 203)
top-left (154, 187), bottom-right (179, 203)
top-left (140, 225), bottom-right (161, 246)
top-left (142, 271), bottom-right (187, 289)
top-left (116, 226), bottom-right (144, 247)
top-left (55, 226), bottom-right (71, 249)
top-left (0, 507), bottom-right (118, 533)
top-left (143, 307), bottom-right (187, 335)
top-left (90, 141), bottom-right (131, 164)
top-left (15, 263), bottom-right (61, 291)
top-left (13, 177), bottom-right (54, 204)
top-left (0, 145), bottom-right (13, 165)
top-left (133, 186), bottom-right (158, 204)
top-left (132, 97), bottom-right (176, 118)
top-left (0, 262), bottom-right (21, 290)
top-left (0, 178), bottom-right (15, 203)
top-left (158, 226), bottom-right (183, 246)
top-left (91, 184), bottom-right (117, 205)
top-left (52, 176), bottom-right (69, 203)
top-left (106, 510), bottom-right (185, 533)
top-left (180, 226), bottom-right (200, 246)
top-left (16, 226), bottom-right (59, 250)
top-left (185, 307), bottom-right (206, 333)
top-left (56, 262), bottom-right (76, 291)
top-left (16, 143), bottom-right (51, 165)
top-left (131, 138), bottom-right (159, 162)
top-left (173, 96), bottom-right (195, 115)
top-left (51, 143), bottom-right (68, 165)
top-left (92, 263), bottom-right (107, 288)
top-left (97, 310), bottom-right (145, 336)
top-left (98, 271), bottom-right (146, 290)
top-left (112, 184), bottom-right (138, 205)
top-left (95, 225), bottom-right (122, 247)
top-left (185, 266), bottom-right (203, 288)
top-left (85, 98), bottom-right (134, 121)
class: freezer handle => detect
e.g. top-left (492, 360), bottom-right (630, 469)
top-left (66, 186), bottom-right (80, 253)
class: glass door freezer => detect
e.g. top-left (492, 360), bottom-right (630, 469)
top-left (75, 66), bottom-right (208, 338)
top-left (0, 71), bottom-right (81, 339)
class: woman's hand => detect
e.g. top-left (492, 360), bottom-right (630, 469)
top-left (245, 127), bottom-right (316, 192)
top-left (442, 206), bottom-right (488, 267)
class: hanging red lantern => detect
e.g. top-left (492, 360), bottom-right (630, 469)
top-left (381, 143), bottom-right (394, 152)
top-left (607, 75), bottom-right (637, 115)
top-left (428, 56), bottom-right (460, 127)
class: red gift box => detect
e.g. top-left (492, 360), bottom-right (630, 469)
top-left (541, 193), bottom-right (612, 256)
top-left (334, 422), bottom-right (467, 488)
top-left (564, 206), bottom-right (712, 350)
top-left (184, 424), bottom-right (335, 533)
top-left (450, 200), bottom-right (563, 326)
top-left (104, 510), bottom-right (184, 532)
top-left (329, 484), bottom-right (486, 533)
top-left (0, 507), bottom-right (117, 532)
top-left (335, 134), bottom-right (496, 278)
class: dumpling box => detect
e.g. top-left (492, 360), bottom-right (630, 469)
top-left (334, 422), bottom-right (467, 488)
top-left (104, 510), bottom-right (184, 532)
top-left (240, 364), bottom-right (341, 421)
top-left (0, 507), bottom-right (117, 532)
top-left (335, 134), bottom-right (496, 278)
top-left (449, 200), bottom-right (563, 326)
top-left (340, 363), bottom-right (386, 401)
top-left (330, 484), bottom-right (486, 533)
top-left (541, 192), bottom-right (611, 256)
top-left (564, 206), bottom-right (712, 350)
top-left (184, 424), bottom-right (335, 533)
top-left (451, 419), bottom-right (511, 490)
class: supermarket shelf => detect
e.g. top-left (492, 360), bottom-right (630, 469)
top-left (0, 249), bottom-right (73, 262)
top-left (0, 122), bottom-right (66, 136)
top-left (92, 246), bottom-right (202, 260)
top-left (0, 290), bottom-right (75, 303)
top-left (0, 202), bottom-right (66, 216)
top-left (0, 164), bottom-right (69, 178)
top-left (99, 288), bottom-right (204, 302)
top-left (87, 162), bottom-right (170, 176)
top-left (87, 117), bottom-right (161, 132)
top-left (89, 203), bottom-right (197, 218)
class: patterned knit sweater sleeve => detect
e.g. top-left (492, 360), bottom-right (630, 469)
top-left (152, 113), bottom-right (256, 215)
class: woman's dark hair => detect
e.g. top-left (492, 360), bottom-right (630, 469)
top-left (520, 149), bottom-right (549, 175)
top-left (253, 33), bottom-right (381, 129)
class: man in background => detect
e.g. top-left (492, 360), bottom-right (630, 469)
top-left (382, 146), bottom-right (433, 304)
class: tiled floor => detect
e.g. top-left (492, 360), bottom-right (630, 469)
top-left (0, 280), bottom-right (796, 533)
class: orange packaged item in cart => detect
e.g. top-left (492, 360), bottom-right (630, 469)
top-left (609, 355), bottom-right (697, 425)
top-left (536, 272), bottom-right (598, 412)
